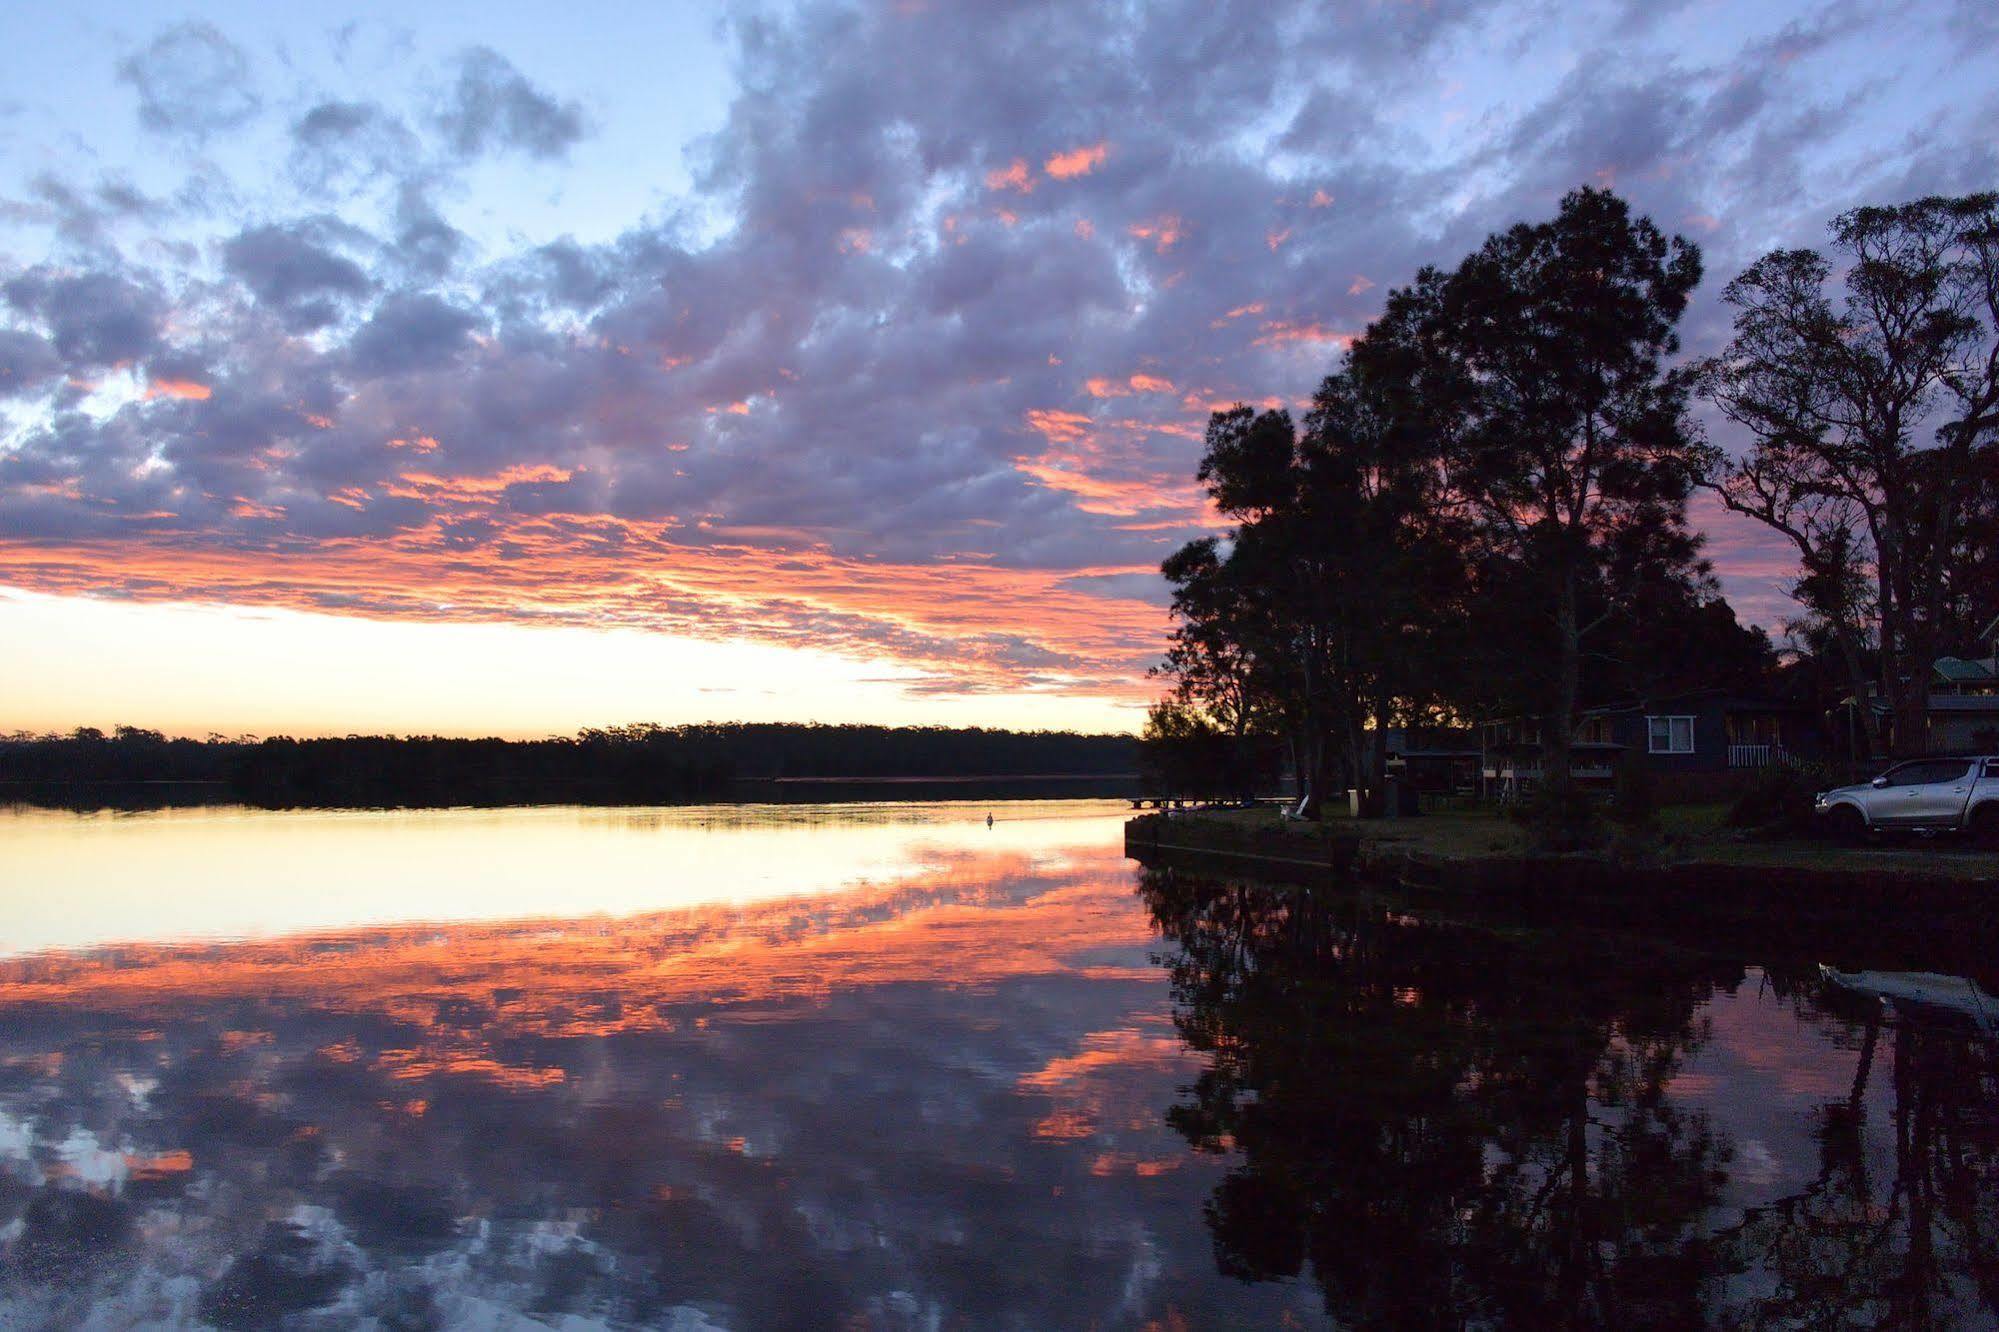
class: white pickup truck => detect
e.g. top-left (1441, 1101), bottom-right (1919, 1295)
top-left (1815, 756), bottom-right (1999, 845)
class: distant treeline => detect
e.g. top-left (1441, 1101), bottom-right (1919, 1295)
top-left (0, 723), bottom-right (1138, 809)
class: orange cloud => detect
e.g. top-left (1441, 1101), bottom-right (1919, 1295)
top-left (1347, 275), bottom-right (1375, 296)
top-left (144, 377), bottom-right (211, 401)
top-left (985, 158), bottom-right (1034, 193)
top-left (1266, 227), bottom-right (1291, 251)
top-left (1126, 215), bottom-right (1182, 253)
top-left (1045, 142), bottom-right (1108, 179)
top-left (1013, 412), bottom-right (1211, 520)
top-left (1025, 407), bottom-right (1093, 443)
top-left (386, 464), bottom-right (573, 503)
top-left (0, 515), bottom-right (1171, 701)
top-left (1208, 301), bottom-right (1265, 328)
top-left (1252, 319), bottom-right (1353, 350)
top-left (1081, 374), bottom-right (1172, 399)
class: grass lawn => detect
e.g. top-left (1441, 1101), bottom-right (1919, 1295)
top-left (1164, 801), bottom-right (1999, 880)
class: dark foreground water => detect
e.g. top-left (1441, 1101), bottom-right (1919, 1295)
top-left (0, 801), bottom-right (1993, 1329)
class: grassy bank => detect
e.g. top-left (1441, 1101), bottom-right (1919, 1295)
top-left (1139, 803), bottom-right (1999, 881)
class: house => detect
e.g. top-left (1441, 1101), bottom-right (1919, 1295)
top-left (1478, 714), bottom-right (1622, 802)
top-left (1927, 614), bottom-right (1999, 753)
top-left (1478, 691), bottom-right (1823, 803)
top-left (1380, 726), bottom-right (1481, 796)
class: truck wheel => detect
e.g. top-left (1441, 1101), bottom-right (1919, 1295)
top-left (1972, 804), bottom-right (1999, 851)
top-left (1825, 805), bottom-right (1866, 845)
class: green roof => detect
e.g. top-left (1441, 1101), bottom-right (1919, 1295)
top-left (1935, 656), bottom-right (1999, 683)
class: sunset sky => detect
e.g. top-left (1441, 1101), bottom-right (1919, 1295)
top-left (1, 1), bottom-right (1993, 736)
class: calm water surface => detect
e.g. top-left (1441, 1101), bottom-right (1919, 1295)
top-left (0, 800), bottom-right (1993, 1329)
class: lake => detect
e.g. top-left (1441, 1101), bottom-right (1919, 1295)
top-left (0, 800), bottom-right (1993, 1329)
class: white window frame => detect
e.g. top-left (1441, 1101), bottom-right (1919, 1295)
top-left (1647, 715), bottom-right (1695, 754)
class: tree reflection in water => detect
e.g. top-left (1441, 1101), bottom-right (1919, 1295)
top-left (1711, 993), bottom-right (1999, 1329)
top-left (1138, 867), bottom-right (1999, 1330)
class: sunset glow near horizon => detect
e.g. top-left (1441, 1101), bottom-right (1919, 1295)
top-left (1, 2), bottom-right (1992, 737)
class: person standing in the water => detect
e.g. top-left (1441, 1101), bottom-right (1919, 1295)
top-left (986, 813), bottom-right (993, 828)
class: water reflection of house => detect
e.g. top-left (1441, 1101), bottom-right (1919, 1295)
top-left (1479, 692), bottom-right (1823, 803)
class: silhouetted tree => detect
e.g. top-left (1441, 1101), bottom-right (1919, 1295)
top-left (1160, 357), bottom-right (1465, 816)
top-left (1699, 192), bottom-right (1999, 756)
top-left (1394, 186), bottom-right (1706, 844)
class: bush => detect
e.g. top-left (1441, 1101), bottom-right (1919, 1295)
top-left (1609, 746), bottom-right (1657, 829)
top-left (1519, 780), bottom-right (1602, 853)
top-left (1608, 747), bottom-right (1661, 864)
top-left (1726, 760), bottom-right (1842, 835)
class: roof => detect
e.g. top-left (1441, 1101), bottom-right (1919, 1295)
top-left (1934, 656), bottom-right (1999, 683)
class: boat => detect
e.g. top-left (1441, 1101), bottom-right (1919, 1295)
top-left (1818, 965), bottom-right (1999, 1034)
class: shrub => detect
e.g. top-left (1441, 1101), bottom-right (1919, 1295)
top-left (1726, 760), bottom-right (1843, 834)
top-left (1607, 747), bottom-right (1661, 863)
top-left (1522, 780), bottom-right (1602, 852)
top-left (1609, 746), bottom-right (1657, 829)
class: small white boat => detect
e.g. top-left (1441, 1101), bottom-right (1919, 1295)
top-left (1818, 965), bottom-right (1999, 1033)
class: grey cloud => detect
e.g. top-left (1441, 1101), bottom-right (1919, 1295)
top-left (117, 22), bottom-right (260, 138)
top-left (3, 268), bottom-right (164, 366)
top-left (0, 329), bottom-right (61, 398)
top-left (1949, 0), bottom-right (1999, 50)
top-left (288, 101), bottom-right (422, 195)
top-left (223, 220), bottom-right (375, 331)
top-left (433, 48), bottom-right (586, 161)
top-left (390, 184), bottom-right (466, 279)
top-left (346, 292), bottom-right (483, 375)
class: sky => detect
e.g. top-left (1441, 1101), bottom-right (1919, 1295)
top-left (0, 1), bottom-right (1993, 738)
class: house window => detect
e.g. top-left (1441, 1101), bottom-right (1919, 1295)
top-left (1647, 716), bottom-right (1695, 754)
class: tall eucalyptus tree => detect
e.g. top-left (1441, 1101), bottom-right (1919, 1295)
top-left (1699, 193), bottom-right (1999, 755)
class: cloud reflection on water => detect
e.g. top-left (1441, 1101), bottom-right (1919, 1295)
top-left (0, 805), bottom-right (1993, 1327)
top-left (0, 807), bottom-right (1325, 1328)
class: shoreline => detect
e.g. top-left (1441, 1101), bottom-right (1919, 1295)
top-left (1125, 807), bottom-right (1999, 918)
top-left (0, 775), bottom-right (1141, 814)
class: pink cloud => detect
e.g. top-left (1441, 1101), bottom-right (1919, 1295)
top-left (1045, 142), bottom-right (1108, 179)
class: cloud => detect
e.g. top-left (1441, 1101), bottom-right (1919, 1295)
top-left (222, 221), bottom-right (375, 331)
top-left (288, 101), bottom-right (423, 195)
top-left (0, 0), bottom-right (1990, 707)
top-left (0, 329), bottom-right (61, 398)
top-left (3, 268), bottom-right (164, 366)
top-left (116, 22), bottom-right (260, 138)
top-left (1045, 143), bottom-right (1108, 180)
top-left (433, 48), bottom-right (587, 161)
top-left (5, 174), bottom-right (170, 251)
top-left (345, 292), bottom-right (483, 375)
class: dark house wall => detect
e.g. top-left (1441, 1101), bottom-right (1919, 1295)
top-left (1606, 699), bottom-right (1731, 775)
